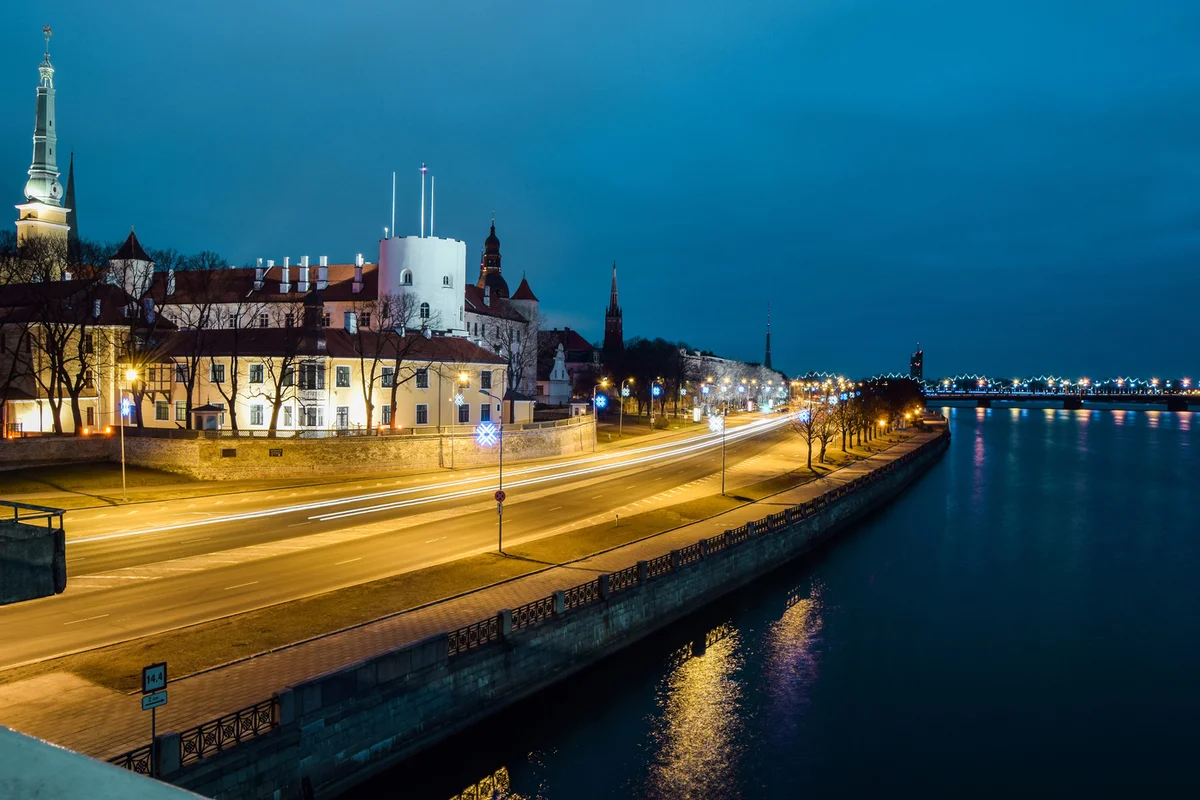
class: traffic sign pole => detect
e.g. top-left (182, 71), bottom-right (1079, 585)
top-left (141, 662), bottom-right (168, 778)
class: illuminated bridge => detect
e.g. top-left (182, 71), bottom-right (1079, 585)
top-left (923, 389), bottom-right (1193, 411)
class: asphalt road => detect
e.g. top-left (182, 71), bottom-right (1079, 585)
top-left (0, 415), bottom-right (796, 668)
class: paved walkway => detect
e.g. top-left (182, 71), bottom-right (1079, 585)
top-left (0, 430), bottom-right (936, 761)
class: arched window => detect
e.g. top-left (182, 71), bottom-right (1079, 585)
top-left (400, 270), bottom-right (413, 286)
top-left (442, 275), bottom-right (451, 287)
top-left (419, 302), bottom-right (430, 320)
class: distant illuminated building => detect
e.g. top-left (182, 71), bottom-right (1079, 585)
top-left (910, 348), bottom-right (923, 382)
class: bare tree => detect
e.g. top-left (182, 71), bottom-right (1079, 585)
top-left (483, 308), bottom-right (539, 422)
top-left (345, 296), bottom-right (389, 430)
top-left (205, 296), bottom-right (263, 431)
top-left (381, 293), bottom-right (439, 426)
top-left (170, 253), bottom-right (228, 428)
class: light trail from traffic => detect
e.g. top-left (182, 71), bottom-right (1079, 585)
top-left (70, 414), bottom-right (791, 544)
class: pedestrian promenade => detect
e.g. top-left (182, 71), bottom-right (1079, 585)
top-left (0, 430), bottom-right (934, 763)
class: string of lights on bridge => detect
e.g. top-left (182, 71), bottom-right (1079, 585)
top-left (865, 373), bottom-right (1194, 394)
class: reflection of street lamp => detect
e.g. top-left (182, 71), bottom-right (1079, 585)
top-left (121, 368), bottom-right (138, 500)
top-left (478, 389), bottom-right (504, 553)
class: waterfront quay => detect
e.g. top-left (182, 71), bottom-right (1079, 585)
top-left (0, 424), bottom-right (945, 798)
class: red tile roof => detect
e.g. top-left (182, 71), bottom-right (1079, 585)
top-left (510, 276), bottom-right (538, 302)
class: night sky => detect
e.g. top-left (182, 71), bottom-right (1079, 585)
top-left (3, 1), bottom-right (1197, 378)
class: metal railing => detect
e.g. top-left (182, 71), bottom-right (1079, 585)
top-left (180, 698), bottom-right (277, 766)
top-left (447, 616), bottom-right (501, 656)
top-left (121, 414), bottom-right (592, 440)
top-left (106, 428), bottom-right (947, 775)
top-left (0, 500), bottom-right (65, 530)
top-left (511, 596), bottom-right (555, 631)
top-left (109, 743), bottom-right (152, 775)
top-left (608, 565), bottom-right (640, 594)
top-left (562, 579), bottom-right (600, 610)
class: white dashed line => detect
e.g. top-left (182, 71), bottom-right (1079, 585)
top-left (223, 581), bottom-right (258, 591)
top-left (64, 615), bottom-right (108, 626)
top-left (335, 557), bottom-right (362, 566)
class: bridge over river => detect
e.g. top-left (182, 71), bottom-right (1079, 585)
top-left (924, 391), bottom-right (1193, 411)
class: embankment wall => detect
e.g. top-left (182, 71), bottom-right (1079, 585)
top-left (162, 430), bottom-right (949, 798)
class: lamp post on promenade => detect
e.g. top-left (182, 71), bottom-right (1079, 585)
top-left (619, 378), bottom-right (633, 438)
top-left (592, 378), bottom-right (609, 451)
top-left (478, 389), bottom-right (504, 553)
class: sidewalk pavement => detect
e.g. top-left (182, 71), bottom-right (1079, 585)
top-left (0, 431), bottom-right (934, 762)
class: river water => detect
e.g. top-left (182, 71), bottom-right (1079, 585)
top-left (356, 407), bottom-right (1198, 798)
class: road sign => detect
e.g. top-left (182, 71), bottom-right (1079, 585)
top-left (141, 662), bottom-right (167, 694)
top-left (494, 490), bottom-right (506, 503)
top-left (141, 690), bottom-right (168, 711)
top-left (497, 502), bottom-right (503, 516)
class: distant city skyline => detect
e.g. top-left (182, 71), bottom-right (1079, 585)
top-left (3, 1), bottom-right (1197, 377)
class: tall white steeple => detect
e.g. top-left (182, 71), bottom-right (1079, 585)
top-left (15, 26), bottom-right (71, 252)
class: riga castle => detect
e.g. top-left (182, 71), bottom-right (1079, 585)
top-left (1, 29), bottom-right (562, 436)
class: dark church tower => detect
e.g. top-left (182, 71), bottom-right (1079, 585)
top-left (65, 152), bottom-right (80, 263)
top-left (476, 214), bottom-right (509, 298)
top-left (603, 261), bottom-right (623, 359)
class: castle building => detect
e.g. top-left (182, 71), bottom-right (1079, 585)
top-left (14, 27), bottom-right (70, 252)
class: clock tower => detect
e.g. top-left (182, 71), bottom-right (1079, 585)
top-left (15, 27), bottom-right (70, 253)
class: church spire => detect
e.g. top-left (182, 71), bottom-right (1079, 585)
top-left (65, 152), bottom-right (80, 261)
top-left (25, 26), bottom-right (63, 207)
top-left (603, 261), bottom-right (624, 359)
top-left (15, 26), bottom-right (70, 252)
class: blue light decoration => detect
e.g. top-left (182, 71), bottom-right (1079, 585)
top-left (855, 391), bottom-right (861, 397)
top-left (651, 384), bottom-right (663, 398)
top-left (621, 387), bottom-right (630, 398)
top-left (679, 387), bottom-right (688, 396)
top-left (475, 421), bottom-right (499, 447)
top-left (737, 385), bottom-right (745, 393)
top-left (701, 385), bottom-right (710, 395)
top-left (840, 392), bottom-right (848, 401)
top-left (796, 408), bottom-right (811, 424)
top-left (594, 393), bottom-right (609, 410)
top-left (120, 397), bottom-right (134, 418)
top-left (708, 414), bottom-right (725, 433)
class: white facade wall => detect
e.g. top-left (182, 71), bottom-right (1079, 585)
top-left (378, 236), bottom-right (466, 335)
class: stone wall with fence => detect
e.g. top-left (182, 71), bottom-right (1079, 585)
top-left (0, 417), bottom-right (595, 481)
top-left (122, 429), bottom-right (949, 798)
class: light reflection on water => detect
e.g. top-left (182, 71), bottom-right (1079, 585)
top-left (642, 627), bottom-right (745, 798)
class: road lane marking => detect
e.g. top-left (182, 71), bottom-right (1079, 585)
top-left (70, 416), bottom-right (789, 542)
top-left (425, 536), bottom-right (447, 544)
top-left (64, 615), bottom-right (108, 625)
top-left (591, 495), bottom-right (602, 500)
top-left (548, 506), bottom-right (562, 511)
top-left (223, 581), bottom-right (259, 591)
top-left (335, 557), bottom-right (362, 565)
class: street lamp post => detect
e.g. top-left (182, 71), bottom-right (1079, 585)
top-left (121, 368), bottom-right (137, 500)
top-left (479, 390), bottom-right (504, 552)
top-left (592, 379), bottom-right (609, 451)
top-left (619, 378), bottom-right (633, 438)
top-left (709, 410), bottom-right (728, 495)
top-left (448, 371), bottom-right (469, 470)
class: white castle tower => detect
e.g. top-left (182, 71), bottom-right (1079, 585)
top-left (377, 165), bottom-right (467, 334)
top-left (15, 26), bottom-right (71, 251)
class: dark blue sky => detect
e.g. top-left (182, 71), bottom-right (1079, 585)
top-left (3, 1), bottom-right (1198, 378)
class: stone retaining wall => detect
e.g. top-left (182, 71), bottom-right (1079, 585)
top-left (0, 419), bottom-right (595, 481)
top-left (164, 431), bottom-right (949, 799)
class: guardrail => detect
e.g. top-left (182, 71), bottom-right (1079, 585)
top-left (107, 428), bottom-right (947, 775)
top-left (0, 500), bottom-right (65, 530)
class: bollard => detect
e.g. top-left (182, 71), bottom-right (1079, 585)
top-left (154, 731), bottom-right (181, 778)
top-left (552, 589), bottom-right (565, 615)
